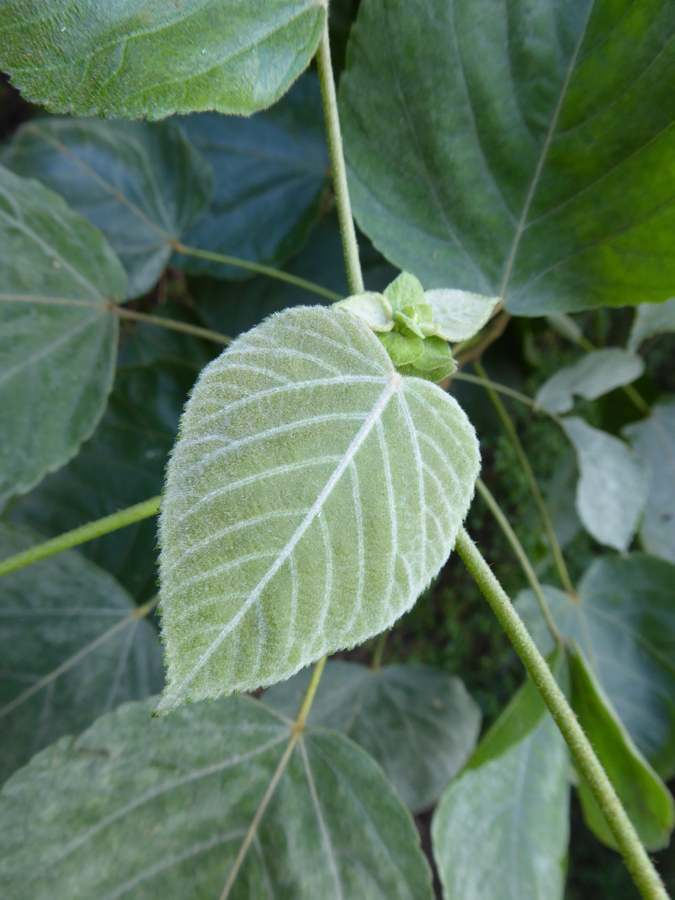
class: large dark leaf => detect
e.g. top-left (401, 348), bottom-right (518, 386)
top-left (6, 310), bottom-right (216, 601)
top-left (0, 166), bottom-right (125, 505)
top-left (516, 554), bottom-right (675, 778)
top-left (0, 1), bottom-right (326, 119)
top-left (1, 118), bottom-right (213, 298)
top-left (0, 696), bottom-right (434, 899)
top-left (174, 75), bottom-right (329, 279)
top-left (0, 524), bottom-right (163, 786)
top-left (339, 0), bottom-right (675, 314)
top-left (265, 660), bottom-right (481, 811)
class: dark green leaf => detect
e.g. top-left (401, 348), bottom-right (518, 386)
top-left (432, 660), bottom-right (569, 900)
top-left (265, 661), bottom-right (482, 811)
top-left (6, 309), bottom-right (215, 600)
top-left (1, 118), bottom-right (213, 299)
top-left (624, 400), bottom-right (675, 564)
top-left (0, 0), bottom-right (326, 119)
top-left (174, 75), bottom-right (329, 279)
top-left (516, 554), bottom-right (675, 778)
top-left (569, 644), bottom-right (674, 851)
top-left (0, 165), bottom-right (125, 505)
top-left (0, 696), bottom-right (434, 899)
top-left (0, 524), bottom-right (163, 786)
top-left (339, 0), bottom-right (675, 314)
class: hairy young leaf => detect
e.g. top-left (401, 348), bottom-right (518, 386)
top-left (6, 310), bottom-right (216, 601)
top-left (432, 664), bottom-right (569, 900)
top-left (0, 696), bottom-right (434, 899)
top-left (174, 75), bottom-right (329, 279)
top-left (562, 417), bottom-right (650, 551)
top-left (265, 661), bottom-right (481, 811)
top-left (536, 349), bottom-right (645, 414)
top-left (628, 298), bottom-right (675, 352)
top-left (1, 119), bottom-right (213, 299)
top-left (0, 524), bottom-right (163, 786)
top-left (424, 290), bottom-right (500, 342)
top-left (569, 645), bottom-right (674, 852)
top-left (0, 0), bottom-right (326, 120)
top-left (339, 0), bottom-right (675, 314)
top-left (516, 554), bottom-right (675, 778)
top-left (158, 305), bottom-right (480, 712)
top-left (624, 400), bottom-right (675, 564)
top-left (0, 165), bottom-right (125, 505)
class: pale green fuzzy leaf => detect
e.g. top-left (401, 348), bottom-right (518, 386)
top-left (394, 309), bottom-right (426, 339)
top-left (424, 290), bottom-right (500, 342)
top-left (0, 165), bottom-right (125, 505)
top-left (0, 524), bottom-right (163, 787)
top-left (378, 330), bottom-right (424, 366)
top-left (265, 661), bottom-right (482, 811)
top-left (432, 665), bottom-right (569, 900)
top-left (0, 1), bottom-right (326, 120)
top-left (536, 349), bottom-right (645, 414)
top-left (628, 298), bottom-right (675, 352)
top-left (339, 0), bottom-right (675, 315)
top-left (337, 292), bottom-right (394, 331)
top-left (624, 401), bottom-right (675, 564)
top-left (569, 644), bottom-right (674, 851)
top-left (1, 118), bottom-right (213, 299)
top-left (0, 696), bottom-right (434, 899)
top-left (384, 271), bottom-right (426, 311)
top-left (562, 417), bottom-right (650, 551)
top-left (174, 74), bottom-right (329, 279)
top-left (157, 305), bottom-right (480, 712)
top-left (399, 336), bottom-right (456, 383)
top-left (516, 554), bottom-right (675, 778)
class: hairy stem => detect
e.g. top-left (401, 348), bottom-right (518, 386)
top-left (0, 496), bottom-right (161, 578)
top-left (316, 23), bottom-right (364, 296)
top-left (455, 527), bottom-right (670, 900)
top-left (293, 654), bottom-right (328, 734)
top-left (114, 305), bottom-right (230, 344)
top-left (371, 631), bottom-right (388, 670)
top-left (476, 478), bottom-right (561, 643)
top-left (450, 370), bottom-right (563, 426)
top-left (173, 241), bottom-right (342, 302)
top-left (473, 359), bottom-right (575, 597)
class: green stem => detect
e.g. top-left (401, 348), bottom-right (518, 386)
top-left (476, 478), bottom-right (562, 643)
top-left (0, 496), bottom-right (161, 578)
top-left (293, 654), bottom-right (328, 733)
top-left (455, 527), bottom-right (670, 900)
top-left (473, 359), bottom-right (576, 597)
top-left (450, 370), bottom-right (563, 426)
top-left (114, 306), bottom-right (230, 345)
top-left (316, 23), bottom-right (364, 296)
top-left (173, 242), bottom-right (342, 303)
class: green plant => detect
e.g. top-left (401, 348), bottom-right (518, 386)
top-left (0, 1), bottom-right (674, 898)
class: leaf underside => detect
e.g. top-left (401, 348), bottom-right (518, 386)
top-left (432, 670), bottom-right (569, 900)
top-left (265, 660), bottom-right (482, 811)
top-left (0, 0), bottom-right (327, 119)
top-left (0, 165), bottom-right (125, 504)
top-left (536, 348), bottom-right (644, 414)
top-left (0, 696), bottom-right (434, 899)
top-left (0, 524), bottom-right (163, 787)
top-left (157, 305), bottom-right (480, 712)
top-left (339, 0), bottom-right (675, 315)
